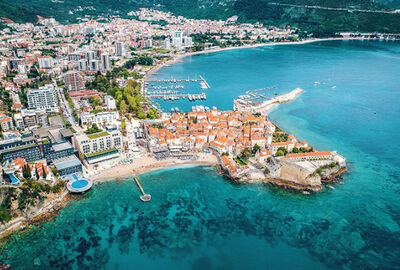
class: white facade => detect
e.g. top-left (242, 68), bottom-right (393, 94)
top-left (38, 57), bottom-right (54, 70)
top-left (27, 85), bottom-right (58, 112)
top-left (114, 42), bottom-right (127, 57)
top-left (172, 31), bottom-right (183, 47)
top-left (105, 95), bottom-right (116, 110)
top-left (101, 53), bottom-right (111, 71)
top-left (74, 127), bottom-right (122, 164)
top-left (80, 111), bottom-right (120, 126)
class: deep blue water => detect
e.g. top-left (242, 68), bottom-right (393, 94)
top-left (2, 40), bottom-right (400, 269)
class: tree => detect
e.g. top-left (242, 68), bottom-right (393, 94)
top-left (120, 100), bottom-right (128, 114)
top-left (22, 164), bottom-right (31, 179)
top-left (264, 168), bottom-right (270, 175)
top-left (241, 148), bottom-right (252, 158)
top-left (275, 150), bottom-right (284, 157)
top-left (35, 167), bottom-right (39, 180)
top-left (2, 169), bottom-right (9, 183)
top-left (277, 147), bottom-right (288, 155)
top-left (252, 144), bottom-right (261, 154)
top-left (42, 165), bottom-right (47, 179)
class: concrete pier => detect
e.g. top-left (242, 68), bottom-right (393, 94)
top-left (133, 175), bottom-right (151, 202)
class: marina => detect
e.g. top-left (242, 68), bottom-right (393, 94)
top-left (144, 76), bottom-right (210, 103)
top-left (146, 75), bottom-right (210, 89)
top-left (146, 92), bottom-right (206, 100)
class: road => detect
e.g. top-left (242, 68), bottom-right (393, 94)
top-left (268, 2), bottom-right (397, 14)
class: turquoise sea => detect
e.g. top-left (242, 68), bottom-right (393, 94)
top-left (2, 40), bottom-right (400, 269)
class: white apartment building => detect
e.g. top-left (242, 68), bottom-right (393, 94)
top-left (105, 95), bottom-right (116, 110)
top-left (27, 85), bottom-right (58, 112)
top-left (114, 42), bottom-right (127, 57)
top-left (38, 56), bottom-right (54, 70)
top-left (101, 53), bottom-right (111, 71)
top-left (80, 111), bottom-right (120, 126)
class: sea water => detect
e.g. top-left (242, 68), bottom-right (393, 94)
top-left (2, 40), bottom-right (400, 269)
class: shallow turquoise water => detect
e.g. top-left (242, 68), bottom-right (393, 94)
top-left (2, 40), bottom-right (400, 269)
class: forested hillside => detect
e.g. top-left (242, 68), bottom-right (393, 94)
top-left (1, 0), bottom-right (400, 35)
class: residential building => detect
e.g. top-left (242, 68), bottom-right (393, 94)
top-left (0, 116), bottom-right (13, 131)
top-left (64, 71), bottom-right (85, 92)
top-left (27, 85), bottom-right (58, 112)
top-left (101, 53), bottom-right (111, 71)
top-left (79, 111), bottom-right (120, 126)
top-left (38, 56), bottom-right (54, 70)
top-left (105, 95), bottom-right (116, 110)
top-left (115, 42), bottom-right (127, 57)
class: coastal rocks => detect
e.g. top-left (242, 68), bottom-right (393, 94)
top-left (266, 162), bottom-right (323, 192)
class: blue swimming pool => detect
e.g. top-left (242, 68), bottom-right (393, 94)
top-left (8, 174), bottom-right (20, 184)
top-left (71, 180), bottom-right (89, 189)
top-left (72, 174), bottom-right (79, 181)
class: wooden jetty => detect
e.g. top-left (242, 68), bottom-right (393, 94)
top-left (133, 175), bottom-right (151, 202)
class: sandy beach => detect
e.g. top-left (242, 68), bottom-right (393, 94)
top-left (91, 153), bottom-right (219, 182)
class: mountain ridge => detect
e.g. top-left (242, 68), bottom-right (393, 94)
top-left (1, 0), bottom-right (400, 35)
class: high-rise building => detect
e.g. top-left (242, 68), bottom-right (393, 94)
top-left (90, 60), bottom-right (100, 71)
top-left (114, 42), bottom-right (127, 57)
top-left (27, 85), bottom-right (58, 112)
top-left (64, 71), bottom-right (84, 92)
top-left (78, 59), bottom-right (88, 71)
top-left (101, 53), bottom-right (111, 71)
top-left (172, 31), bottom-right (183, 48)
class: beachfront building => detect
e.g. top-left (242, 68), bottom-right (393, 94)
top-left (53, 156), bottom-right (83, 176)
top-left (0, 127), bottom-right (78, 163)
top-left (74, 126), bottom-right (122, 164)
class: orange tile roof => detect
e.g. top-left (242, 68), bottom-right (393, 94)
top-left (287, 151), bottom-right (331, 158)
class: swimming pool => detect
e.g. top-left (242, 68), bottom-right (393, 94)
top-left (71, 180), bottom-right (89, 189)
top-left (8, 174), bottom-right (20, 184)
top-left (67, 173), bottom-right (93, 193)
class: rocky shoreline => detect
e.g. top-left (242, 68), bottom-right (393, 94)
top-left (219, 161), bottom-right (347, 193)
top-left (0, 190), bottom-right (74, 241)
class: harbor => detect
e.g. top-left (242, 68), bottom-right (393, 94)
top-left (145, 75), bottom-right (210, 89)
top-left (144, 76), bottom-right (210, 103)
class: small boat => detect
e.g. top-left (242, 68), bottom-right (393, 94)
top-left (327, 185), bottom-right (335, 190)
top-left (302, 191), bottom-right (310, 195)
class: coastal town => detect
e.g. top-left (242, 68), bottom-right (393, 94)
top-left (0, 8), bottom-right (348, 237)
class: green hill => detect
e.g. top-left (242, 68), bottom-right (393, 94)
top-left (0, 0), bottom-right (38, 23)
top-left (1, 0), bottom-right (400, 35)
top-left (230, 0), bottom-right (400, 36)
